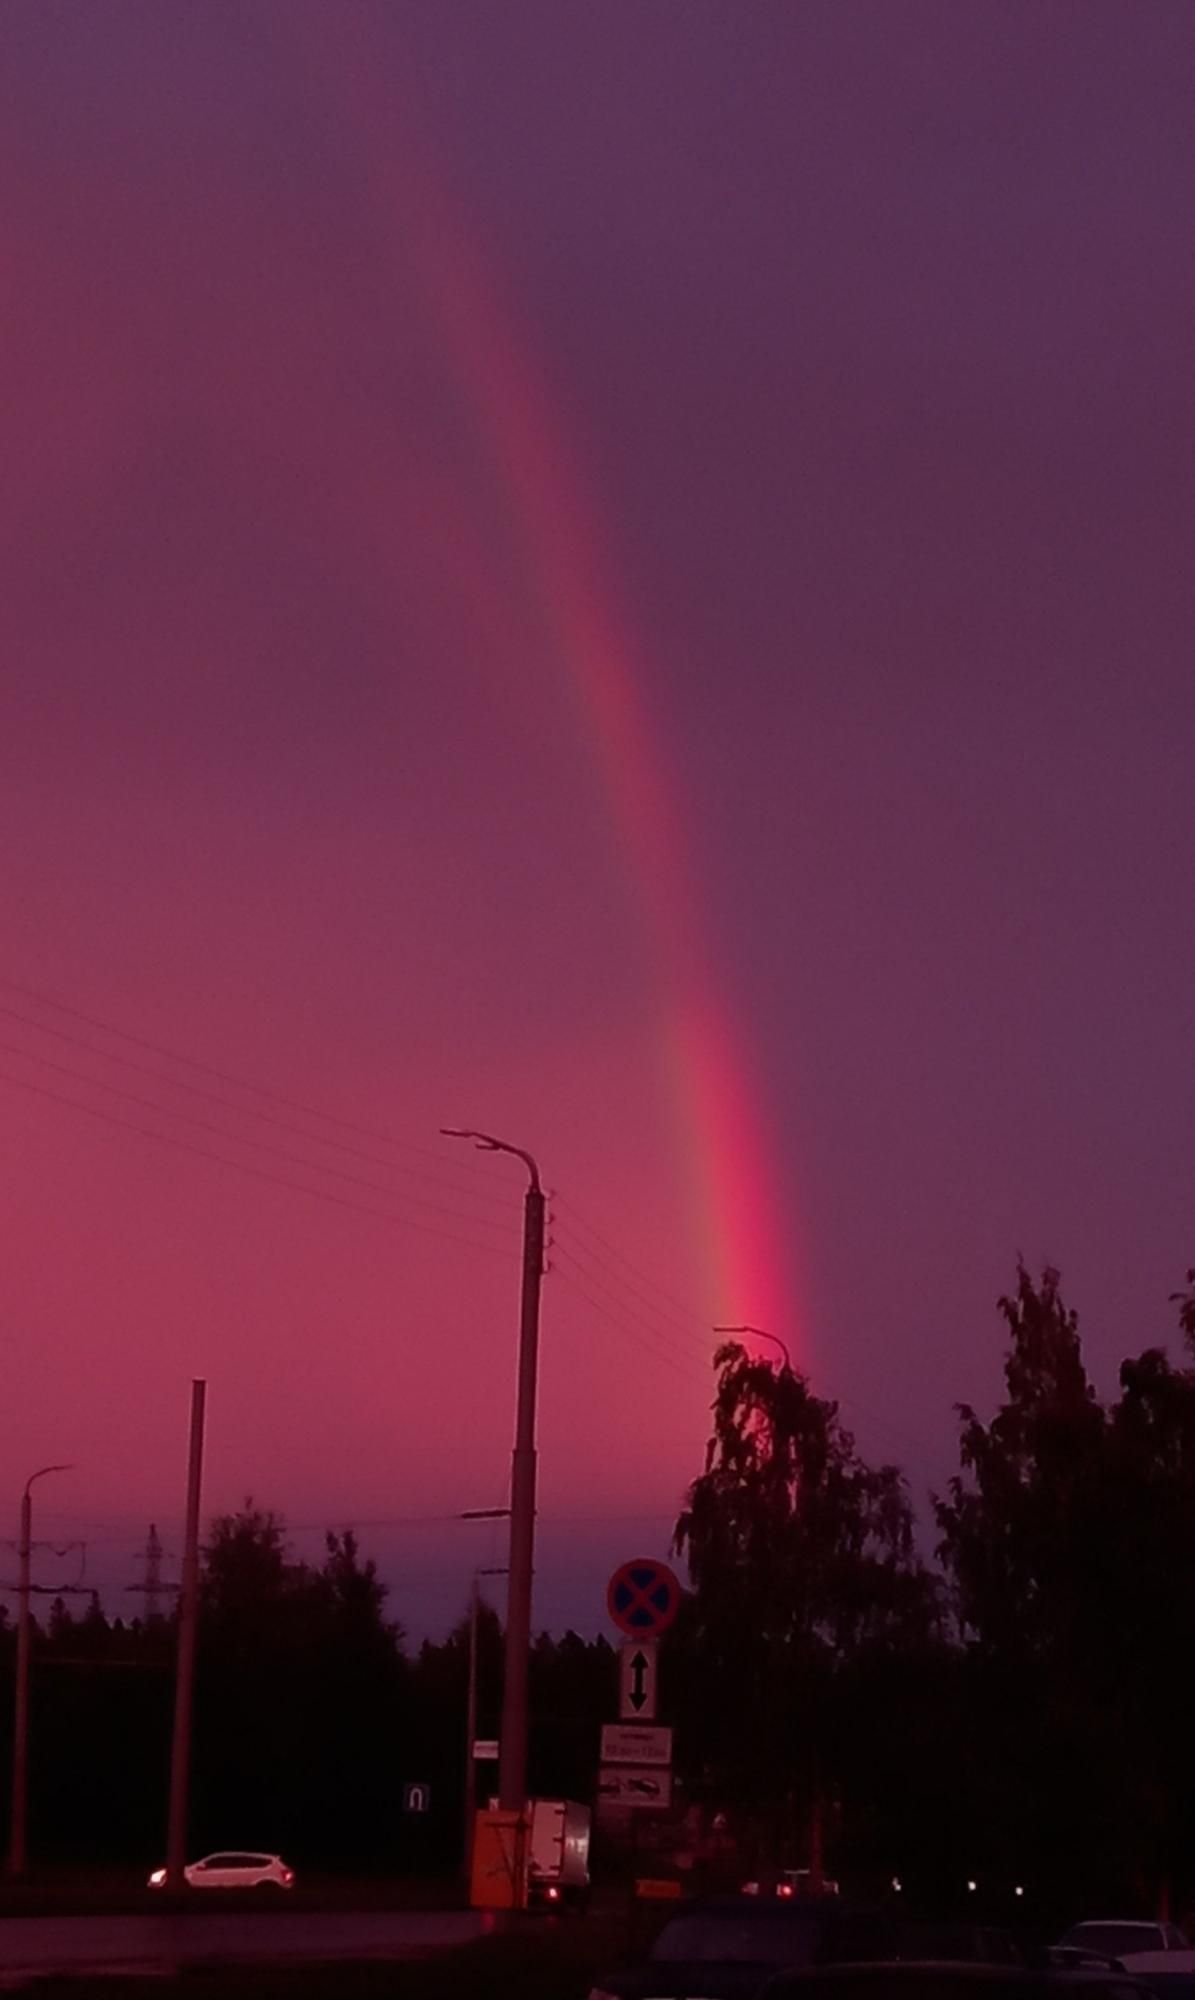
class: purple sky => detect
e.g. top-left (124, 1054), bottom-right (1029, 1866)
top-left (2, 0), bottom-right (1193, 1636)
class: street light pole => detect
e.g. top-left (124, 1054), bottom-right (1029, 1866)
top-left (9, 1464), bottom-right (73, 1879)
top-left (442, 1130), bottom-right (545, 1823)
top-left (714, 1323), bottom-right (793, 1372)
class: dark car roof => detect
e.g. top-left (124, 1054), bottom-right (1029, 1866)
top-left (687, 1898), bottom-right (860, 1915)
top-left (764, 1966), bottom-right (1155, 2000)
top-left (596, 1900), bottom-right (887, 2000)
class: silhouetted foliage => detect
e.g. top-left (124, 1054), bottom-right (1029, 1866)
top-left (4, 1259), bottom-right (1195, 1918)
top-left (674, 1339), bottom-right (937, 1851)
top-left (935, 1263), bottom-right (1106, 1658)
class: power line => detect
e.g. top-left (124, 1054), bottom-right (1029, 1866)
top-left (552, 1192), bottom-right (713, 1327)
top-left (1, 982), bottom-right (948, 1479)
top-left (550, 1256), bottom-right (711, 1390)
top-left (550, 1241), bottom-right (716, 1377)
top-left (0, 1036), bottom-right (512, 1239)
top-left (551, 1218), bottom-right (717, 1354)
top-left (0, 1001), bottom-right (520, 1215)
top-left (555, 1213), bottom-right (945, 1475)
top-left (0, 976), bottom-right (520, 1195)
top-left (3, 1509), bottom-right (681, 1547)
top-left (0, 1067), bottom-right (510, 1260)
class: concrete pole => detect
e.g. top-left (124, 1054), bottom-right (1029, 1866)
top-left (166, 1380), bottom-right (206, 1887)
top-left (463, 1574), bottom-right (479, 1886)
top-left (8, 1489), bottom-right (32, 1880)
top-left (499, 1172), bottom-right (545, 1822)
top-left (441, 1131), bottom-right (545, 1832)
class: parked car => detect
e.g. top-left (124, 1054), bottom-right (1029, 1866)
top-left (1059, 1930), bottom-right (1189, 1963)
top-left (1095, 1951), bottom-right (1195, 2000)
top-left (893, 1924), bottom-right (1023, 1967)
top-left (147, 1850), bottom-right (295, 1891)
top-left (745, 1871), bottom-right (843, 1900)
top-left (763, 1963), bottom-right (1159, 2000)
top-left (588, 1897), bottom-right (898, 2000)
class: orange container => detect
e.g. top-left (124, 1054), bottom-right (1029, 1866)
top-left (469, 1809), bottom-right (528, 1910)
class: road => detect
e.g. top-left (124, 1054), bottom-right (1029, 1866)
top-left (0, 1908), bottom-right (488, 1980)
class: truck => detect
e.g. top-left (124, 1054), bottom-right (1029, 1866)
top-left (526, 1799), bottom-right (592, 1909)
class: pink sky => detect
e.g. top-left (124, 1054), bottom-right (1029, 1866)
top-left (4, 0), bottom-right (1194, 1633)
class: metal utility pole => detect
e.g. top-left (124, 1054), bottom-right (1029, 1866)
top-left (142, 1524), bottom-right (163, 1623)
top-left (166, 1380), bottom-right (206, 1888)
top-left (442, 1130), bottom-right (545, 1819)
top-left (8, 1463), bottom-right (73, 1879)
top-left (714, 1323), bottom-right (793, 1371)
top-left (127, 1523), bottom-right (178, 1625)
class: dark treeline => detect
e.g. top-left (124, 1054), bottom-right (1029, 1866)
top-left (2, 1262), bottom-right (1194, 1920)
top-left (0, 1511), bottom-right (620, 1877)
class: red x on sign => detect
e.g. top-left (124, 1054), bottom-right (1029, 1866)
top-left (607, 1558), bottom-right (681, 1637)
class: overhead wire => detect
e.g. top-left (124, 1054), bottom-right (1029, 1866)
top-left (551, 1192), bottom-right (712, 1328)
top-left (550, 1218), bottom-right (712, 1349)
top-left (552, 1215), bottom-right (946, 1478)
top-left (0, 976), bottom-right (521, 1197)
top-left (0, 1067), bottom-right (509, 1260)
top-left (549, 1255), bottom-right (713, 1391)
top-left (2, 976), bottom-right (948, 1481)
top-left (0, 1036), bottom-right (512, 1239)
top-left (0, 1000), bottom-right (520, 1213)
top-left (549, 1241), bottom-right (715, 1380)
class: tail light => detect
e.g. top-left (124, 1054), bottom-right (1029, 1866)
top-left (282, 1869), bottom-right (295, 1886)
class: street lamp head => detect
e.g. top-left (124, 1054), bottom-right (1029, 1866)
top-left (441, 1128), bottom-right (542, 1192)
top-left (713, 1325), bottom-right (793, 1372)
top-left (23, 1463), bottom-right (74, 1499)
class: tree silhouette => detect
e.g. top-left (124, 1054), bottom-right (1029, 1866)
top-left (674, 1339), bottom-right (934, 1853)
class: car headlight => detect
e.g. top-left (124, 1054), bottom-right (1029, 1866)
top-left (148, 1868), bottom-right (167, 1887)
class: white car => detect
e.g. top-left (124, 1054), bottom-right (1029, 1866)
top-left (1058, 1922), bottom-right (1188, 1960)
top-left (148, 1850), bottom-right (295, 1891)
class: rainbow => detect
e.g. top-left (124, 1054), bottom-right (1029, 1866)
top-left (285, 10), bottom-right (802, 1347)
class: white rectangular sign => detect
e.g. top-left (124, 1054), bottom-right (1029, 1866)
top-left (601, 1722), bottom-right (673, 1767)
top-left (597, 1766), bottom-right (673, 1811)
top-left (471, 1739), bottom-right (499, 1761)
top-left (619, 1638), bottom-right (659, 1720)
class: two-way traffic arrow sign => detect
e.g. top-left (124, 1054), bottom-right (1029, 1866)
top-left (619, 1638), bottom-right (658, 1721)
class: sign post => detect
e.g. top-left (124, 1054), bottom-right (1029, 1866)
top-left (601, 1561), bottom-right (681, 1837)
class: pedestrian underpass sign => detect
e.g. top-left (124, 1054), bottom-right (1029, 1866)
top-left (403, 1781), bottom-right (431, 1814)
top-left (619, 1639), bottom-right (658, 1720)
